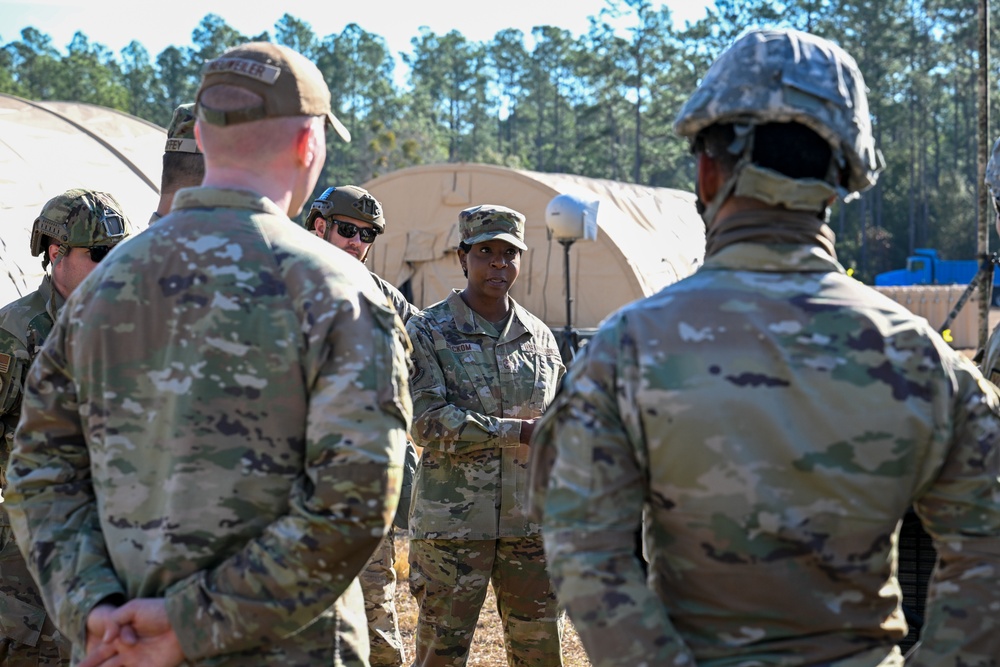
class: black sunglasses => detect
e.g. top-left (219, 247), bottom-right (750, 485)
top-left (331, 220), bottom-right (378, 244)
top-left (88, 246), bottom-right (111, 263)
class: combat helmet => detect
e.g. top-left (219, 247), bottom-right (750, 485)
top-left (306, 185), bottom-right (385, 234)
top-left (674, 28), bottom-right (885, 223)
top-left (30, 188), bottom-right (131, 259)
top-left (986, 137), bottom-right (1000, 200)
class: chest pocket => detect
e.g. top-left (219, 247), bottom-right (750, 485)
top-left (433, 335), bottom-right (500, 416)
top-left (458, 351), bottom-right (500, 415)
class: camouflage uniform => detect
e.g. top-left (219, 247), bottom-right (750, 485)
top-left (531, 236), bottom-right (1000, 666)
top-left (980, 136), bottom-right (1000, 385)
top-left (5, 186), bottom-right (412, 666)
top-left (309, 186), bottom-right (419, 667)
top-left (531, 28), bottom-right (1000, 667)
top-left (0, 276), bottom-right (70, 666)
top-left (406, 288), bottom-right (565, 667)
top-left (359, 274), bottom-right (417, 667)
top-left (0, 188), bottom-right (130, 665)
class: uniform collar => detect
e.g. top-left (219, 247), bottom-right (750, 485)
top-left (172, 187), bottom-right (288, 218)
top-left (702, 242), bottom-right (846, 274)
top-left (446, 290), bottom-right (531, 341)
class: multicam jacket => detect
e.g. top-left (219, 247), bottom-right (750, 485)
top-left (531, 240), bottom-right (1000, 667)
top-left (407, 290), bottom-right (563, 540)
top-left (5, 187), bottom-right (413, 666)
top-left (0, 275), bottom-right (60, 493)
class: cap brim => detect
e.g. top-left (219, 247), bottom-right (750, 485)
top-left (464, 231), bottom-right (527, 251)
top-left (326, 112), bottom-right (351, 143)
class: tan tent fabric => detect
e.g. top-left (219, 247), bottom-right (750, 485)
top-left (363, 163), bottom-right (706, 329)
top-left (0, 94), bottom-right (161, 305)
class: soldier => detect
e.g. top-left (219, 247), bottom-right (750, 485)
top-left (0, 187), bottom-right (131, 665)
top-left (978, 136), bottom-right (1000, 384)
top-left (406, 205), bottom-right (565, 667)
top-left (4, 42), bottom-right (411, 667)
top-left (149, 102), bottom-right (205, 224)
top-left (530, 28), bottom-right (1000, 667)
top-left (306, 184), bottom-right (418, 667)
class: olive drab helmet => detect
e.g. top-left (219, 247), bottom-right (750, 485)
top-left (674, 28), bottom-right (885, 224)
top-left (306, 185), bottom-right (385, 235)
top-left (30, 188), bottom-right (131, 263)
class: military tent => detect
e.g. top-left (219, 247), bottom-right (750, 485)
top-left (362, 163), bottom-right (706, 332)
top-left (0, 94), bottom-right (162, 305)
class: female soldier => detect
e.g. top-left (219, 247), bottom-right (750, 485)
top-left (406, 205), bottom-right (565, 667)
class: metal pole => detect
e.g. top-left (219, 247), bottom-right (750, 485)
top-left (562, 240), bottom-right (573, 330)
top-left (560, 239), bottom-right (576, 363)
top-left (978, 0), bottom-right (991, 349)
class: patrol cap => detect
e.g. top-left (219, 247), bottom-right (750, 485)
top-left (30, 188), bottom-right (131, 256)
top-left (307, 185), bottom-right (385, 233)
top-left (165, 103), bottom-right (200, 154)
top-left (196, 41), bottom-right (351, 143)
top-left (987, 136), bottom-right (1000, 199)
top-left (459, 205), bottom-right (527, 251)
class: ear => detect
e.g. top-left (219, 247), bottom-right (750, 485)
top-left (313, 217), bottom-right (327, 238)
top-left (194, 121), bottom-right (204, 153)
top-left (47, 243), bottom-right (61, 265)
top-left (696, 153), bottom-right (721, 203)
top-left (295, 124), bottom-right (319, 168)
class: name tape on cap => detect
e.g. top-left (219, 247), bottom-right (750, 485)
top-left (204, 58), bottom-right (281, 85)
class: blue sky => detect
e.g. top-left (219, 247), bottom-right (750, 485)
top-left (0, 0), bottom-right (714, 78)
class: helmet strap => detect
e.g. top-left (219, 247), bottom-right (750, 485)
top-left (50, 244), bottom-right (69, 270)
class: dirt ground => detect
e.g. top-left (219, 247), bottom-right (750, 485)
top-left (392, 536), bottom-right (592, 667)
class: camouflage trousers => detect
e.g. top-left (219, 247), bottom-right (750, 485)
top-left (360, 527), bottom-right (404, 667)
top-left (409, 535), bottom-right (562, 667)
top-left (0, 520), bottom-right (70, 665)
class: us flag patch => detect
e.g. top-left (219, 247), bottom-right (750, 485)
top-left (0, 353), bottom-right (10, 374)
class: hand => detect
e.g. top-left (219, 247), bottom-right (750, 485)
top-left (520, 418), bottom-right (538, 445)
top-left (80, 599), bottom-right (184, 667)
top-left (79, 604), bottom-right (123, 667)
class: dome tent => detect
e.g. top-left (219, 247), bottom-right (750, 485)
top-left (362, 163), bottom-right (705, 331)
top-left (0, 94), bottom-right (161, 305)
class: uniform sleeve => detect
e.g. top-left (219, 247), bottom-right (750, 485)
top-left (0, 327), bottom-right (29, 490)
top-left (405, 316), bottom-right (522, 454)
top-left (4, 319), bottom-right (126, 647)
top-left (161, 293), bottom-right (412, 660)
top-left (909, 356), bottom-right (1000, 666)
top-left (533, 318), bottom-right (696, 667)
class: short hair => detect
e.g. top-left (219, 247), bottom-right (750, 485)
top-left (696, 122), bottom-right (834, 182)
top-left (161, 153), bottom-right (205, 192)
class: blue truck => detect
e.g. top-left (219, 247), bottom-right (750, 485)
top-left (875, 248), bottom-right (1000, 304)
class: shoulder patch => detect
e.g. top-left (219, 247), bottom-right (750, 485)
top-left (0, 352), bottom-right (11, 375)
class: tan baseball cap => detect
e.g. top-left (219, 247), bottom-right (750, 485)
top-left (196, 42), bottom-right (351, 143)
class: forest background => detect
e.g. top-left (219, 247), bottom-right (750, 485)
top-left (0, 0), bottom-right (996, 283)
